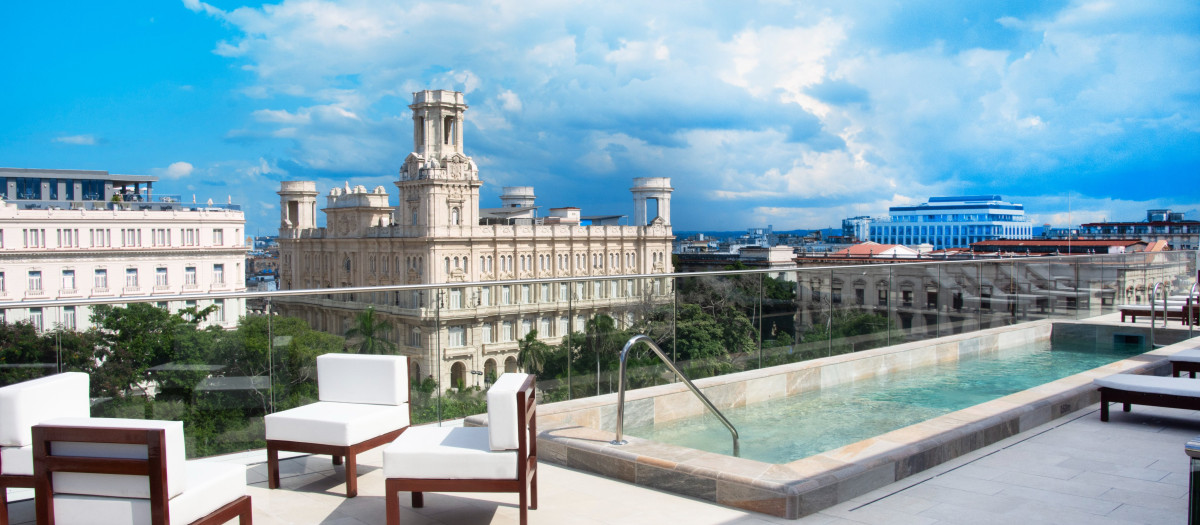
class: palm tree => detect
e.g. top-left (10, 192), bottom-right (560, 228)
top-left (344, 307), bottom-right (396, 354)
top-left (516, 329), bottom-right (550, 374)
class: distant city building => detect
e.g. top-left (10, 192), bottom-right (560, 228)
top-left (870, 195), bottom-right (1032, 249)
top-left (0, 168), bottom-right (248, 331)
top-left (276, 90), bottom-right (674, 387)
top-left (970, 239), bottom-right (1151, 255)
top-left (841, 216), bottom-right (873, 242)
top-left (1064, 209), bottom-right (1200, 250)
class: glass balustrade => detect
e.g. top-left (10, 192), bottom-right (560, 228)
top-left (0, 251), bottom-right (1194, 458)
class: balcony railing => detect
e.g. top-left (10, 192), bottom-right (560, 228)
top-left (0, 250), bottom-right (1195, 460)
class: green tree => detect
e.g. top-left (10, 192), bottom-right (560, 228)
top-left (88, 303), bottom-right (215, 398)
top-left (517, 329), bottom-right (551, 374)
top-left (344, 307), bottom-right (396, 354)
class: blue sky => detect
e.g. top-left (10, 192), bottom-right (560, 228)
top-left (2, 1), bottom-right (1197, 235)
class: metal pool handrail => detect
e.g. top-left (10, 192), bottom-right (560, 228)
top-left (1151, 282), bottom-right (1163, 348)
top-left (611, 334), bottom-right (740, 457)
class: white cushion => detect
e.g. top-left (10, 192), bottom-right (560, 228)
top-left (265, 401), bottom-right (409, 447)
top-left (1171, 349), bottom-right (1200, 364)
top-left (44, 417), bottom-right (187, 500)
top-left (0, 372), bottom-right (90, 447)
top-left (51, 461), bottom-right (246, 525)
top-left (1094, 374), bottom-right (1200, 397)
top-left (486, 373), bottom-right (529, 451)
top-left (318, 354), bottom-right (409, 405)
top-left (1, 445), bottom-right (32, 476)
top-left (383, 426), bottom-right (517, 480)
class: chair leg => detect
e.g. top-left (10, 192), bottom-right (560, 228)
top-left (345, 452), bottom-right (358, 498)
top-left (1123, 402), bottom-right (1131, 413)
top-left (1, 494), bottom-right (9, 525)
top-left (412, 491), bottom-right (424, 508)
top-left (385, 482), bottom-right (400, 525)
top-left (530, 467), bottom-right (538, 510)
top-left (267, 443), bottom-right (281, 489)
top-left (332, 454), bottom-right (343, 466)
top-left (518, 485), bottom-right (528, 525)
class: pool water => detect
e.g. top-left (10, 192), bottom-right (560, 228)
top-left (624, 339), bottom-right (1144, 463)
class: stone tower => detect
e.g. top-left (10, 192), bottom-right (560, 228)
top-left (396, 90), bottom-right (481, 234)
top-left (631, 177), bottom-right (673, 226)
top-left (278, 181), bottom-right (319, 231)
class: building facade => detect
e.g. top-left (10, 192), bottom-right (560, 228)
top-left (0, 169), bottom-right (248, 331)
top-left (276, 90), bottom-right (674, 387)
top-left (868, 195), bottom-right (1033, 250)
top-left (1071, 209), bottom-right (1200, 250)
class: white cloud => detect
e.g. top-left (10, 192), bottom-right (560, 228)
top-left (184, 0), bottom-right (1200, 232)
top-left (498, 90), bottom-right (522, 112)
top-left (53, 134), bottom-right (96, 145)
top-left (158, 161), bottom-right (194, 179)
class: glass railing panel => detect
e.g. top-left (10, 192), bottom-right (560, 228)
top-left (826, 266), bottom-right (891, 356)
top-left (758, 270), bottom-right (800, 368)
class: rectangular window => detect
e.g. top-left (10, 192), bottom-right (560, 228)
top-left (90, 229), bottom-right (111, 248)
top-left (521, 284), bottom-right (531, 303)
top-left (94, 269), bottom-right (108, 289)
top-left (23, 229), bottom-right (45, 248)
top-left (156, 267), bottom-right (168, 287)
top-left (539, 317), bottom-right (551, 337)
top-left (409, 327), bottom-right (421, 348)
top-left (901, 290), bottom-right (913, 307)
top-left (29, 308), bottom-right (43, 331)
top-left (540, 283), bottom-right (550, 302)
top-left (558, 316), bottom-right (569, 335)
top-left (559, 283), bottom-right (569, 301)
top-left (877, 289), bottom-right (888, 306)
top-left (213, 229), bottom-right (224, 246)
top-left (520, 319), bottom-right (532, 338)
top-left (448, 326), bottom-right (466, 347)
top-left (482, 322), bottom-right (493, 344)
top-left (501, 286), bottom-right (512, 305)
top-left (214, 299), bottom-right (226, 322)
top-left (63, 307), bottom-right (76, 331)
top-left (0, 272), bottom-right (5, 292)
top-left (855, 288), bottom-right (865, 304)
top-left (479, 287), bottom-right (491, 306)
top-left (213, 264), bottom-right (225, 285)
top-left (501, 321), bottom-right (513, 342)
top-left (61, 270), bottom-right (75, 290)
top-left (27, 271), bottom-right (42, 291)
top-left (125, 268), bottom-right (138, 288)
top-left (449, 288), bottom-right (463, 309)
top-left (185, 266), bottom-right (197, 286)
top-left (57, 229), bottom-right (78, 248)
top-left (121, 228), bottom-right (141, 247)
top-left (152, 228), bottom-right (171, 246)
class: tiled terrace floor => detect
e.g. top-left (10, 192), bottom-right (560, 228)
top-left (8, 401), bottom-right (1196, 524)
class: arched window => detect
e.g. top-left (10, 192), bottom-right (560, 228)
top-left (450, 361), bottom-right (466, 389)
top-left (451, 207), bottom-right (460, 225)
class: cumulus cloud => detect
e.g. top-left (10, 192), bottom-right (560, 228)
top-left (155, 161), bottom-right (195, 179)
top-left (185, 0), bottom-right (1200, 231)
top-left (53, 134), bottom-right (97, 145)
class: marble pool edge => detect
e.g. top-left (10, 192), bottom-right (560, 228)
top-left (473, 320), bottom-right (1198, 519)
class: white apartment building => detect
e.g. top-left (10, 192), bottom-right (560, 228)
top-left (0, 169), bottom-right (248, 331)
top-left (276, 90), bottom-right (674, 387)
top-left (870, 195), bottom-right (1033, 250)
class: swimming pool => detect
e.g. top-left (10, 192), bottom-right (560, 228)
top-left (624, 338), bottom-right (1144, 463)
top-left (526, 320), bottom-right (1195, 518)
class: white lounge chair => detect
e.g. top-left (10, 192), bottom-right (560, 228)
top-left (1171, 349), bottom-right (1200, 378)
top-left (0, 372), bottom-right (89, 525)
top-left (265, 353), bottom-right (411, 497)
top-left (383, 373), bottom-right (537, 525)
top-left (1094, 374), bottom-right (1200, 421)
top-left (31, 417), bottom-right (251, 525)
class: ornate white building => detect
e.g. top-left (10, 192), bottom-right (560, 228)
top-left (0, 168), bottom-right (248, 331)
top-left (276, 90), bottom-right (674, 387)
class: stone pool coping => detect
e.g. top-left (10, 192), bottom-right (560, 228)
top-left (487, 320), bottom-right (1200, 519)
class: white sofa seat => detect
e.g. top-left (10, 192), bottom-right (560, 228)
top-left (1171, 349), bottom-right (1200, 364)
top-left (265, 401), bottom-right (410, 447)
top-left (50, 461), bottom-right (246, 525)
top-left (384, 426), bottom-right (517, 480)
top-left (0, 446), bottom-right (31, 477)
top-left (0, 372), bottom-right (90, 481)
top-left (1094, 374), bottom-right (1200, 397)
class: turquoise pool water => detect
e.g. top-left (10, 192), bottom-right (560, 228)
top-left (624, 339), bottom-right (1144, 463)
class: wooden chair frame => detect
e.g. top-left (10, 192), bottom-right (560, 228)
top-left (1099, 386), bottom-right (1200, 422)
top-left (0, 455), bottom-right (33, 525)
top-left (266, 355), bottom-right (412, 498)
top-left (31, 424), bottom-right (251, 525)
top-left (385, 374), bottom-right (538, 525)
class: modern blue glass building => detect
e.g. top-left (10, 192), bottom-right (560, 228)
top-left (870, 195), bottom-right (1033, 249)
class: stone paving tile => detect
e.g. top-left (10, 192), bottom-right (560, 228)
top-left (1070, 470), bottom-right (1187, 497)
top-left (989, 469), bottom-right (1111, 498)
